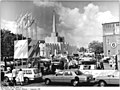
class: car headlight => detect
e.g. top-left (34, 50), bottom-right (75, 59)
top-left (84, 77), bottom-right (87, 81)
top-left (87, 77), bottom-right (92, 80)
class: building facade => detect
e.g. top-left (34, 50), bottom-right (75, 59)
top-left (102, 22), bottom-right (120, 57)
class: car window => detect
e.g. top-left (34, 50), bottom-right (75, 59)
top-left (53, 60), bottom-right (60, 62)
top-left (64, 71), bottom-right (72, 76)
top-left (56, 71), bottom-right (63, 76)
top-left (75, 70), bottom-right (83, 75)
top-left (34, 69), bottom-right (39, 74)
top-left (24, 70), bottom-right (32, 74)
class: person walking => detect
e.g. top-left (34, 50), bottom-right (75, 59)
top-left (12, 67), bottom-right (17, 85)
top-left (28, 62), bottom-right (31, 68)
top-left (100, 60), bottom-right (104, 70)
top-left (16, 69), bottom-right (24, 86)
top-left (96, 61), bottom-right (101, 69)
top-left (1, 70), bottom-right (5, 81)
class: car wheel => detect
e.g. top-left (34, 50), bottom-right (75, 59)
top-left (99, 80), bottom-right (106, 87)
top-left (71, 80), bottom-right (78, 86)
top-left (4, 76), bottom-right (9, 82)
top-left (45, 79), bottom-right (51, 85)
top-left (24, 78), bottom-right (29, 84)
top-left (2, 77), bottom-right (9, 86)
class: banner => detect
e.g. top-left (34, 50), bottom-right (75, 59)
top-left (14, 39), bottom-right (39, 59)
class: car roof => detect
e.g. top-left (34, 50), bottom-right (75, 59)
top-left (58, 69), bottom-right (79, 72)
top-left (17, 68), bottom-right (37, 70)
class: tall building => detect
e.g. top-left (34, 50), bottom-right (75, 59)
top-left (102, 22), bottom-right (120, 57)
top-left (44, 11), bottom-right (77, 57)
top-left (45, 10), bottom-right (64, 44)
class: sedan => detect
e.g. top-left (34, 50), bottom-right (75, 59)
top-left (96, 71), bottom-right (120, 86)
top-left (43, 69), bottom-right (95, 86)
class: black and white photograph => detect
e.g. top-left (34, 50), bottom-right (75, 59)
top-left (0, 0), bottom-right (120, 88)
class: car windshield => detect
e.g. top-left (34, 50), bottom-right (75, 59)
top-left (75, 70), bottom-right (83, 75)
top-left (34, 69), bottom-right (39, 74)
top-left (56, 71), bottom-right (63, 75)
top-left (52, 60), bottom-right (60, 62)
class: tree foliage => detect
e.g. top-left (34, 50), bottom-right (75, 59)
top-left (79, 47), bottom-right (87, 52)
top-left (88, 41), bottom-right (103, 54)
top-left (1, 29), bottom-right (26, 60)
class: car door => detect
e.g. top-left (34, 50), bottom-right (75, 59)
top-left (109, 71), bottom-right (119, 85)
top-left (52, 71), bottom-right (64, 82)
top-left (63, 71), bottom-right (73, 83)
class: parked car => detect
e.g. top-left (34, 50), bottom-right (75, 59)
top-left (43, 69), bottom-right (95, 86)
top-left (102, 57), bottom-right (110, 63)
top-left (51, 58), bottom-right (61, 66)
top-left (96, 71), bottom-right (119, 86)
top-left (4, 68), bottom-right (42, 84)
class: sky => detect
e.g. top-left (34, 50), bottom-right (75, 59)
top-left (1, 0), bottom-right (119, 48)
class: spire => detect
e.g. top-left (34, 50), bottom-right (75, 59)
top-left (52, 10), bottom-right (56, 33)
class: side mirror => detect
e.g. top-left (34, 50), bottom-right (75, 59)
top-left (112, 75), bottom-right (114, 77)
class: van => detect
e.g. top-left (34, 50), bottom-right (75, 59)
top-left (22, 68), bottom-right (42, 84)
top-left (4, 68), bottom-right (42, 84)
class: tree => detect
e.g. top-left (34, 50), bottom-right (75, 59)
top-left (88, 41), bottom-right (103, 55)
top-left (1, 29), bottom-right (26, 60)
top-left (79, 47), bottom-right (87, 52)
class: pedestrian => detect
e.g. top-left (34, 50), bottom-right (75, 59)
top-left (1, 70), bottom-right (5, 81)
top-left (7, 67), bottom-right (11, 73)
top-left (96, 61), bottom-right (101, 69)
top-left (112, 63), bottom-right (116, 70)
top-left (16, 69), bottom-right (24, 86)
top-left (28, 62), bottom-right (31, 68)
top-left (12, 67), bottom-right (17, 85)
top-left (100, 60), bottom-right (104, 70)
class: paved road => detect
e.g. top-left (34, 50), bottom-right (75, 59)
top-left (22, 81), bottom-right (98, 87)
top-left (18, 80), bottom-right (119, 87)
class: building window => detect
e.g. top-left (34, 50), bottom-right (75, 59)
top-left (107, 39), bottom-right (110, 44)
top-left (108, 50), bottom-right (110, 55)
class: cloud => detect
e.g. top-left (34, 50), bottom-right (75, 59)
top-left (33, 0), bottom-right (56, 7)
top-left (1, 19), bottom-right (17, 34)
top-left (1, 19), bottom-right (45, 40)
top-left (97, 11), bottom-right (119, 23)
top-left (33, 2), bottom-right (119, 47)
top-left (56, 3), bottom-right (118, 48)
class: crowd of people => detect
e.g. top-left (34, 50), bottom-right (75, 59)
top-left (1, 67), bottom-right (24, 86)
top-left (2, 54), bottom-right (116, 86)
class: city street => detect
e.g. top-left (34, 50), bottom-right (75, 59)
top-left (1, 1), bottom-right (120, 88)
top-left (14, 63), bottom-right (117, 87)
top-left (1, 62), bottom-right (119, 87)
top-left (24, 81), bottom-right (97, 87)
